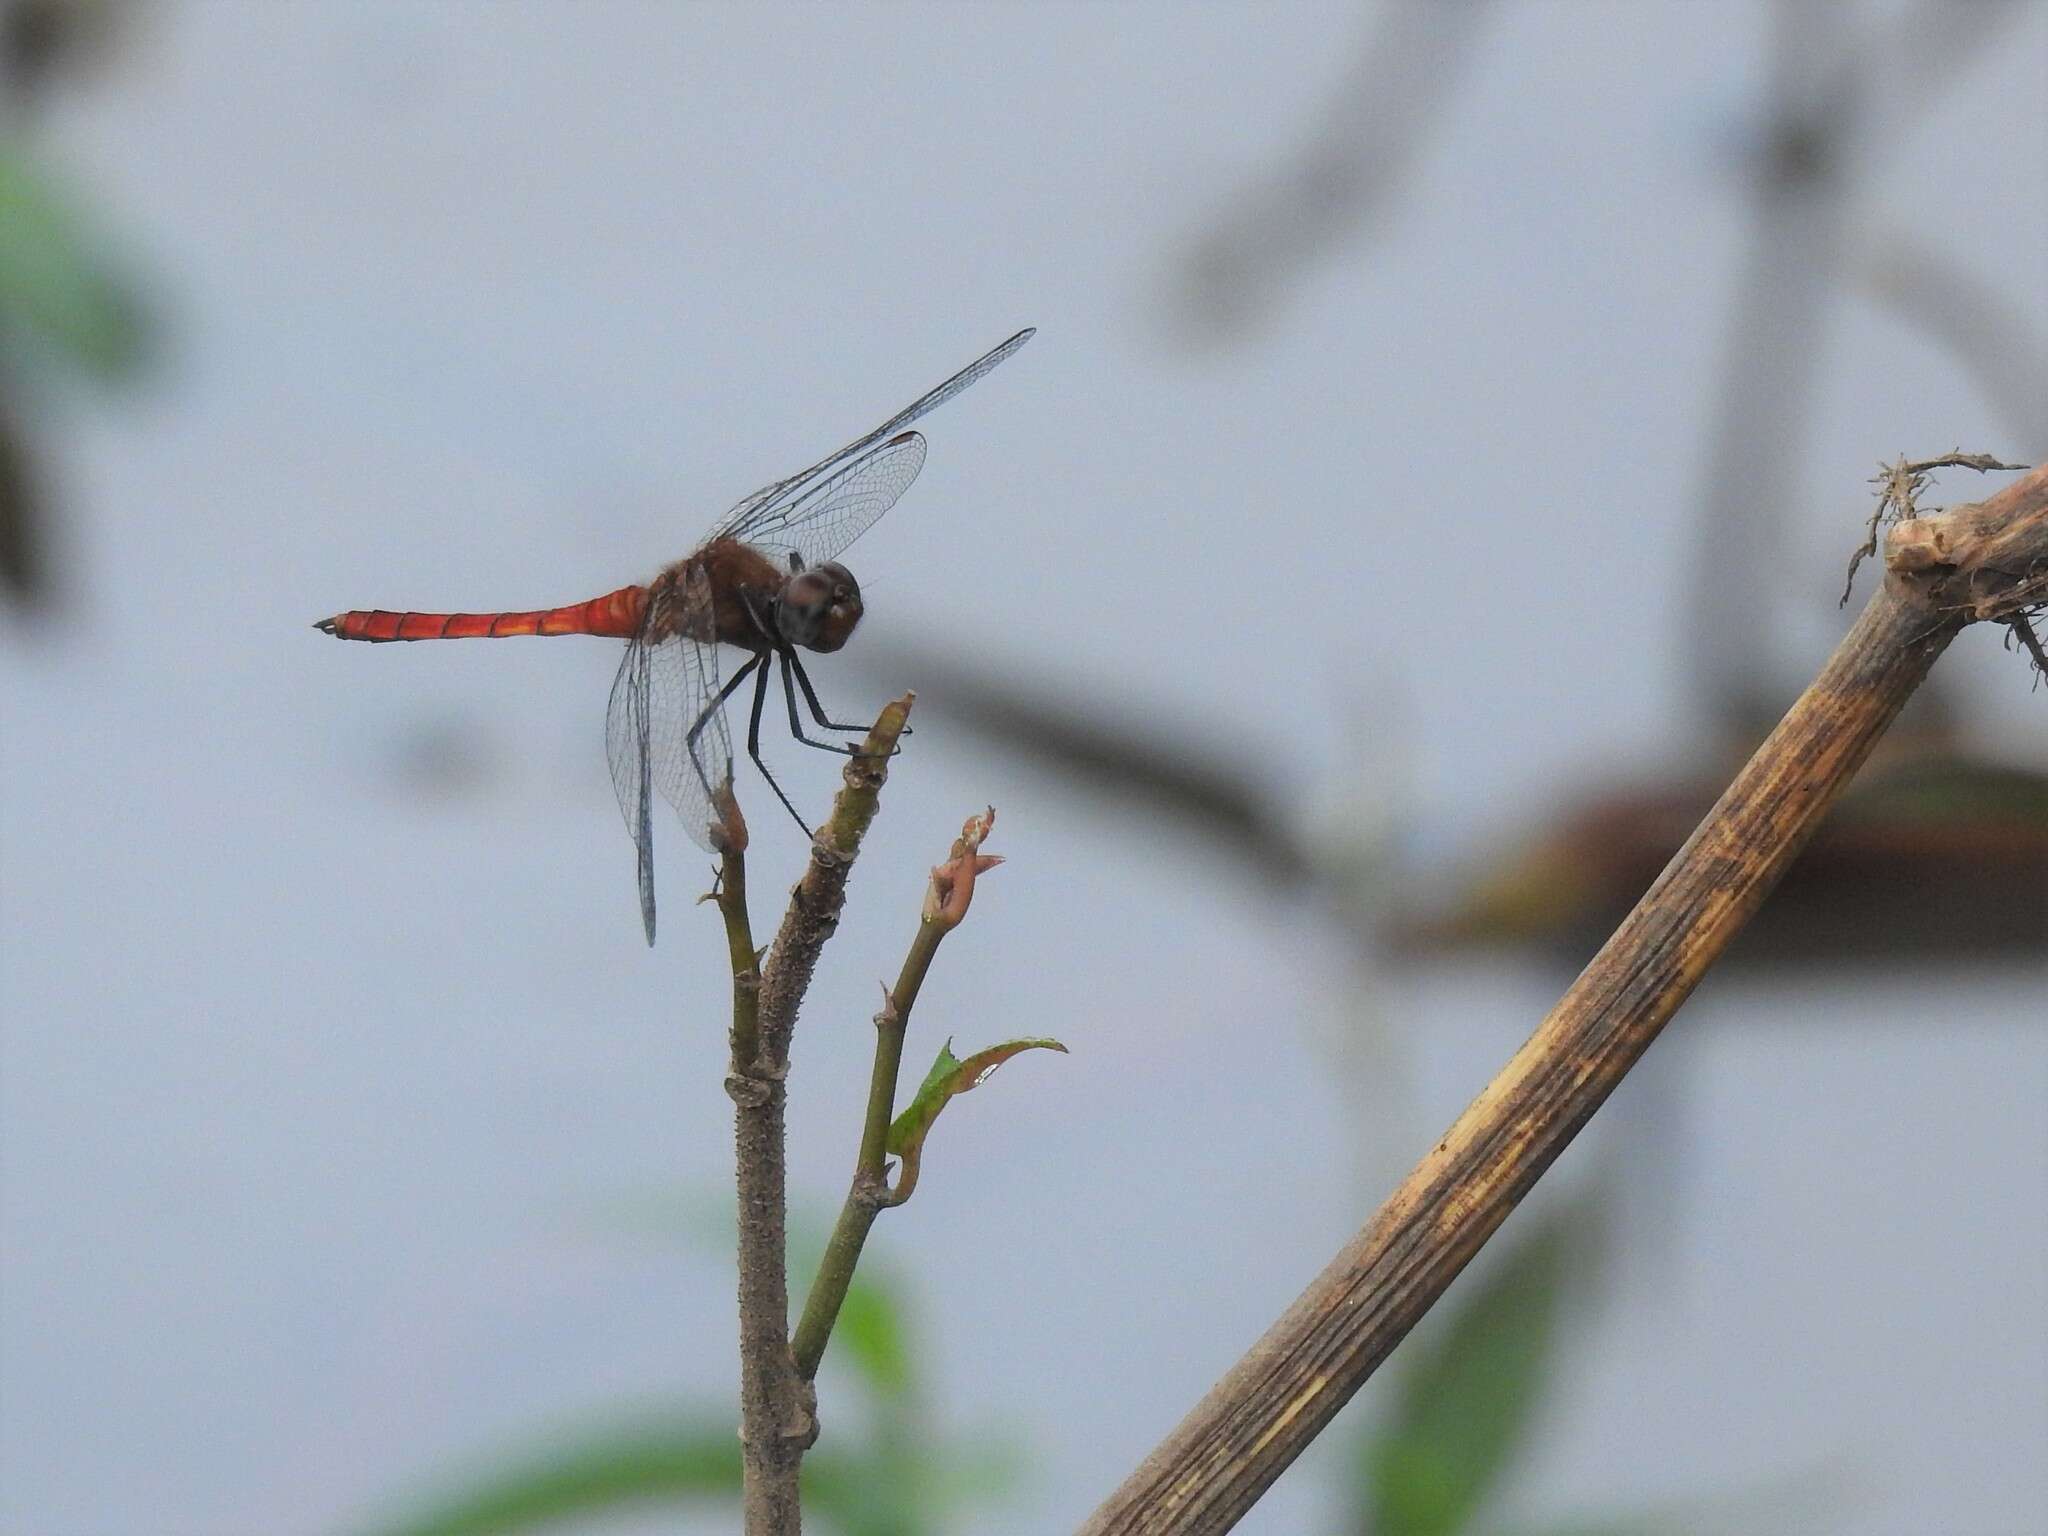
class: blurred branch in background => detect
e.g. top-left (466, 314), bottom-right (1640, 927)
top-left (1416, 745), bottom-right (2048, 964)
top-left (1857, 234), bottom-right (2048, 452)
top-left (1167, 0), bottom-right (1494, 346)
top-left (0, 377), bottom-right (42, 602)
top-left (1085, 0), bottom-right (2048, 968)
top-left (1684, 0), bottom-right (1855, 730)
top-left (2, 0), bottom-right (131, 118)
top-left (1432, 456), bottom-right (2043, 966)
top-left (1685, 0), bottom-right (2029, 730)
top-left (853, 603), bottom-right (2047, 967)
top-left (851, 640), bottom-right (1312, 886)
top-left (0, 0), bottom-right (150, 613)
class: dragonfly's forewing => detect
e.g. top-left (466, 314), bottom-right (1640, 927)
top-left (606, 565), bottom-right (733, 944)
top-left (722, 431), bottom-right (928, 574)
top-left (713, 328), bottom-right (1033, 554)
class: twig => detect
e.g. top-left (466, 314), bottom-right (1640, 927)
top-left (2009, 614), bottom-right (2048, 685)
top-left (715, 794), bottom-right (804, 1536)
top-left (1076, 464), bottom-right (2047, 1536)
top-left (757, 695), bottom-right (916, 1058)
top-left (792, 809), bottom-right (1002, 1379)
top-left (726, 696), bottom-right (915, 1535)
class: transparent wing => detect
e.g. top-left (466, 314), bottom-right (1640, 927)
top-left (643, 576), bottom-right (735, 857)
top-left (713, 327), bottom-right (1033, 548)
top-left (605, 623), bottom-right (657, 944)
top-left (605, 567), bottom-right (733, 944)
top-left (721, 430), bottom-right (927, 573)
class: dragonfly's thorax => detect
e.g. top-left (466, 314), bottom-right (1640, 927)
top-left (773, 561), bottom-right (863, 653)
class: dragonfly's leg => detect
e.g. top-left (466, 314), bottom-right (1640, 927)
top-left (687, 652), bottom-right (760, 798)
top-left (785, 651), bottom-right (868, 734)
top-left (785, 650), bottom-right (908, 750)
top-left (688, 653), bottom-right (758, 752)
top-left (779, 651), bottom-right (859, 757)
top-left (747, 645), bottom-right (812, 838)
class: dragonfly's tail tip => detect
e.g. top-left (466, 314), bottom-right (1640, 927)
top-left (312, 616), bottom-right (340, 636)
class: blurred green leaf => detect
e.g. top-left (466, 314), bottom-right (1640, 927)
top-left (922, 1437), bottom-right (1028, 1521)
top-left (359, 1410), bottom-right (929, 1536)
top-left (808, 1446), bottom-right (955, 1536)
top-left (805, 1432), bottom-right (1023, 1536)
top-left (398, 1196), bottom-right (1024, 1533)
top-left (835, 1269), bottom-right (914, 1402)
top-left (887, 1036), bottom-right (1067, 1163)
top-left (362, 1414), bottom-right (742, 1536)
top-left (0, 145), bottom-right (146, 378)
top-left (1362, 1211), bottom-right (1572, 1536)
top-left (805, 1442), bottom-right (928, 1536)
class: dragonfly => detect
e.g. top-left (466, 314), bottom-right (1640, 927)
top-left (317, 327), bottom-right (1034, 944)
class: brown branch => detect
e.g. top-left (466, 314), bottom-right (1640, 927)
top-left (756, 695), bottom-right (916, 1059)
top-left (715, 797), bottom-right (803, 1536)
top-left (791, 809), bottom-right (1001, 1380)
top-left (726, 697), bottom-right (915, 1535)
top-left (1885, 464), bottom-right (2048, 625)
top-left (1076, 465), bottom-right (2046, 1536)
top-left (1842, 451), bottom-right (2027, 606)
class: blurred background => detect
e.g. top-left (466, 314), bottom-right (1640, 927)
top-left (2, 3), bottom-right (2043, 1533)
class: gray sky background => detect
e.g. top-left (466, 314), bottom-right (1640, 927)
top-left (3, 4), bottom-right (2044, 1534)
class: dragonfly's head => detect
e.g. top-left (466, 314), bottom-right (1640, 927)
top-left (776, 561), bottom-right (863, 653)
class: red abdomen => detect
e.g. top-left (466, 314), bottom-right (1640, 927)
top-left (316, 585), bottom-right (648, 642)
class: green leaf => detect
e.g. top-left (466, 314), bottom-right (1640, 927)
top-left (886, 1036), bottom-right (1067, 1163)
top-left (361, 1414), bottom-right (742, 1536)
top-left (0, 149), bottom-right (147, 378)
top-left (1361, 1209), bottom-right (1574, 1536)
